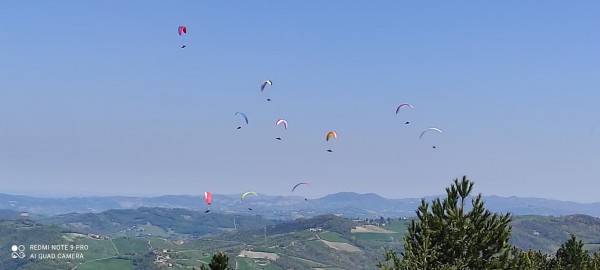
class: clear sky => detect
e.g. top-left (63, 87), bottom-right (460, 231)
top-left (1, 1), bottom-right (599, 202)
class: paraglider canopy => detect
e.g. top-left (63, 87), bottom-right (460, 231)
top-left (261, 80), bottom-right (272, 92)
top-left (178, 26), bottom-right (187, 35)
top-left (235, 112), bottom-right (249, 125)
top-left (204, 192), bottom-right (212, 205)
top-left (276, 119), bottom-right (288, 129)
top-left (241, 191), bottom-right (258, 201)
top-left (419, 127), bottom-right (442, 139)
top-left (292, 182), bottom-right (310, 192)
top-left (395, 103), bottom-right (414, 115)
top-left (326, 131), bottom-right (337, 141)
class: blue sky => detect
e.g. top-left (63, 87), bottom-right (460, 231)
top-left (1, 1), bottom-right (599, 202)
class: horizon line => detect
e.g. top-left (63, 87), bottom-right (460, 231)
top-left (1, 192), bottom-right (598, 204)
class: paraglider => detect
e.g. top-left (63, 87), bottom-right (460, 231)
top-left (292, 182), bottom-right (310, 201)
top-left (203, 191), bottom-right (212, 213)
top-left (235, 112), bottom-right (249, 129)
top-left (396, 104), bottom-right (414, 124)
top-left (275, 119), bottom-right (288, 140)
top-left (241, 191), bottom-right (257, 211)
top-left (261, 80), bottom-right (273, 101)
top-left (178, 25), bottom-right (187, 48)
top-left (261, 80), bottom-right (272, 92)
top-left (325, 131), bottom-right (337, 152)
top-left (420, 128), bottom-right (443, 149)
top-left (276, 119), bottom-right (288, 130)
top-left (291, 182), bottom-right (310, 192)
top-left (419, 127), bottom-right (442, 139)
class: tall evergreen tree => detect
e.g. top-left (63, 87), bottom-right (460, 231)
top-left (552, 235), bottom-right (590, 270)
top-left (378, 176), bottom-right (512, 270)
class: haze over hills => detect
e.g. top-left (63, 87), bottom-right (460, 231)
top-left (2, 192), bottom-right (600, 218)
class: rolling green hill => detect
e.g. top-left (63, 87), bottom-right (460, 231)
top-left (510, 214), bottom-right (600, 254)
top-left (38, 207), bottom-right (279, 239)
top-left (3, 209), bottom-right (600, 269)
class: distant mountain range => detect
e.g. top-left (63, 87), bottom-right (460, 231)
top-left (1, 192), bottom-right (599, 218)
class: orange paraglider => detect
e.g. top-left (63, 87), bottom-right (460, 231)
top-left (326, 131), bottom-right (337, 141)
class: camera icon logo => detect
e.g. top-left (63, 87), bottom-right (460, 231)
top-left (11, 245), bottom-right (26, 259)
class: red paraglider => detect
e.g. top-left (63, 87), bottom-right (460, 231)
top-left (178, 26), bottom-right (187, 48)
top-left (204, 192), bottom-right (212, 205)
top-left (203, 191), bottom-right (212, 213)
top-left (178, 26), bottom-right (187, 35)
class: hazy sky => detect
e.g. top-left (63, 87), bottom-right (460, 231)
top-left (1, 1), bottom-right (599, 202)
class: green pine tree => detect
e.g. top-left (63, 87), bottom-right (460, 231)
top-left (552, 235), bottom-right (591, 270)
top-left (378, 176), bottom-right (512, 270)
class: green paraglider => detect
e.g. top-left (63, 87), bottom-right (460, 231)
top-left (240, 191), bottom-right (257, 201)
